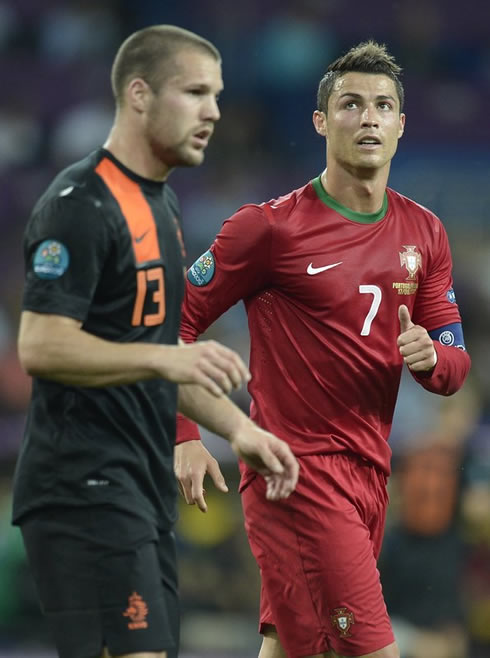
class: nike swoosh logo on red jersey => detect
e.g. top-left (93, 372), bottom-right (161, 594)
top-left (307, 261), bottom-right (343, 275)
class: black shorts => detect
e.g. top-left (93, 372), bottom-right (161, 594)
top-left (20, 505), bottom-right (179, 658)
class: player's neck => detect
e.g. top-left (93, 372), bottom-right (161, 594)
top-left (103, 122), bottom-right (172, 182)
top-left (321, 164), bottom-right (389, 214)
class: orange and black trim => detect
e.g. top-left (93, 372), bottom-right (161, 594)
top-left (95, 158), bottom-right (161, 266)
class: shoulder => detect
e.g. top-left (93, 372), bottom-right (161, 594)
top-left (164, 183), bottom-right (179, 204)
top-left (163, 183), bottom-right (181, 216)
top-left (387, 187), bottom-right (449, 244)
top-left (25, 152), bottom-right (117, 249)
top-left (387, 187), bottom-right (442, 226)
top-left (260, 181), bottom-right (314, 223)
top-left (33, 150), bottom-right (109, 219)
top-left (225, 180), bottom-right (312, 231)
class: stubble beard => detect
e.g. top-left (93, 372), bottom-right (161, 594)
top-left (149, 135), bottom-right (204, 170)
top-left (145, 106), bottom-right (204, 170)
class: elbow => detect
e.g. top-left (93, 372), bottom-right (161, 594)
top-left (427, 348), bottom-right (471, 397)
top-left (442, 386), bottom-right (459, 397)
top-left (447, 350), bottom-right (472, 396)
top-left (443, 373), bottom-right (471, 397)
top-left (18, 339), bottom-right (46, 377)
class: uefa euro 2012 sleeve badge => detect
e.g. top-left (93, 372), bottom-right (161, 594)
top-left (331, 607), bottom-right (355, 637)
top-left (33, 240), bottom-right (70, 279)
top-left (187, 249), bottom-right (215, 286)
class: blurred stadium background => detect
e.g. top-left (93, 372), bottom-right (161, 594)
top-left (0, 1), bottom-right (489, 657)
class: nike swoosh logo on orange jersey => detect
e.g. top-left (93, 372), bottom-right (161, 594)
top-left (307, 261), bottom-right (343, 275)
top-left (134, 230), bottom-right (149, 243)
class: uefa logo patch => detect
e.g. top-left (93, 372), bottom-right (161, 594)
top-left (187, 250), bottom-right (215, 286)
top-left (439, 330), bottom-right (455, 346)
top-left (446, 288), bottom-right (456, 303)
top-left (33, 240), bottom-right (70, 279)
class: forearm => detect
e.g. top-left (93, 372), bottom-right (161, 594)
top-left (177, 382), bottom-right (249, 442)
top-left (176, 383), bottom-right (300, 503)
top-left (18, 312), bottom-right (168, 387)
top-left (411, 342), bottom-right (471, 396)
top-left (33, 336), bottom-right (166, 387)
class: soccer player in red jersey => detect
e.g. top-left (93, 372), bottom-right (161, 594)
top-left (175, 41), bottom-right (471, 658)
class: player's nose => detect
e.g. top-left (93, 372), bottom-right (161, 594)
top-left (361, 105), bottom-right (379, 127)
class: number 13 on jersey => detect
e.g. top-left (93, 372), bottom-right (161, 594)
top-left (132, 266), bottom-right (166, 326)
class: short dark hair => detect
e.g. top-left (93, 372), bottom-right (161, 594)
top-left (111, 25), bottom-right (221, 107)
top-left (317, 40), bottom-right (404, 114)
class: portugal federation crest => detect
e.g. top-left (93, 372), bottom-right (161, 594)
top-left (400, 245), bottom-right (422, 280)
top-left (331, 607), bottom-right (355, 637)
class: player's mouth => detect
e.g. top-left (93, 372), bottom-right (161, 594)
top-left (191, 128), bottom-right (213, 149)
top-left (357, 135), bottom-right (382, 150)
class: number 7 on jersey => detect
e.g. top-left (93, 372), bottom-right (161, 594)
top-left (359, 285), bottom-right (382, 336)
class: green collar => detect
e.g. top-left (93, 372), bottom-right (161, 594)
top-left (312, 175), bottom-right (388, 224)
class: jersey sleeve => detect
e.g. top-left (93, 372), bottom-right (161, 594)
top-left (180, 204), bottom-right (273, 342)
top-left (411, 217), bottom-right (470, 395)
top-left (176, 204), bottom-right (273, 445)
top-left (412, 219), bottom-right (461, 330)
top-left (22, 190), bottom-right (111, 322)
top-left (176, 413), bottom-right (203, 444)
top-left (410, 340), bottom-right (471, 395)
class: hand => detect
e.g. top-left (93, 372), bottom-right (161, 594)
top-left (229, 424), bottom-right (299, 501)
top-left (174, 440), bottom-right (228, 513)
top-left (161, 340), bottom-right (251, 397)
top-left (397, 305), bottom-right (437, 372)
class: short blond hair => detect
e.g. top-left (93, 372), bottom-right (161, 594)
top-left (111, 24), bottom-right (221, 106)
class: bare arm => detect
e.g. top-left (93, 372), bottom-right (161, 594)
top-left (177, 383), bottom-right (299, 502)
top-left (18, 310), bottom-right (250, 395)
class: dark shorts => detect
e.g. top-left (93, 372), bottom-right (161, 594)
top-left (20, 505), bottom-right (179, 658)
top-left (241, 453), bottom-right (395, 657)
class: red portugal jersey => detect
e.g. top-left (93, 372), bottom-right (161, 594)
top-left (180, 176), bottom-right (464, 477)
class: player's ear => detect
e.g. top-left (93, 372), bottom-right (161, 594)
top-left (126, 78), bottom-right (152, 114)
top-left (398, 112), bottom-right (406, 139)
top-left (313, 110), bottom-right (327, 137)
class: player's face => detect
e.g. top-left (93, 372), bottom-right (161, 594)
top-left (318, 72), bottom-right (405, 174)
top-left (144, 49), bottom-right (223, 168)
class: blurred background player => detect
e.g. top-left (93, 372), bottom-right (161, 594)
top-left (11, 24), bottom-right (298, 658)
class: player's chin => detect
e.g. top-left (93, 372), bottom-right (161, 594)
top-left (356, 152), bottom-right (383, 166)
top-left (179, 148), bottom-right (206, 168)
